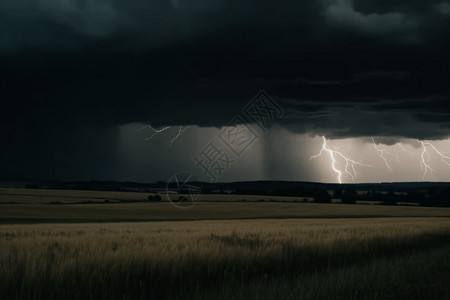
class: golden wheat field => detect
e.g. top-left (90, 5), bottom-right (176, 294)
top-left (1, 188), bottom-right (450, 299)
top-left (1, 217), bottom-right (450, 300)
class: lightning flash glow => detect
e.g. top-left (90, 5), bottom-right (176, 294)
top-left (372, 137), bottom-right (397, 173)
top-left (310, 136), bottom-right (450, 183)
top-left (140, 125), bottom-right (172, 140)
top-left (134, 122), bottom-right (450, 183)
top-left (169, 126), bottom-right (190, 147)
top-left (420, 141), bottom-right (450, 179)
top-left (310, 136), bottom-right (370, 184)
top-left (139, 125), bottom-right (189, 146)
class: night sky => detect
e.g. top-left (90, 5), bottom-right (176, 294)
top-left (1, 0), bottom-right (450, 183)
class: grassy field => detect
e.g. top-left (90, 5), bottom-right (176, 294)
top-left (0, 188), bottom-right (307, 204)
top-left (1, 218), bottom-right (450, 299)
top-left (1, 188), bottom-right (450, 299)
top-left (1, 188), bottom-right (450, 224)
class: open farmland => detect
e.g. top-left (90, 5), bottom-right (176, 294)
top-left (1, 218), bottom-right (450, 299)
top-left (1, 188), bottom-right (450, 224)
top-left (1, 188), bottom-right (450, 299)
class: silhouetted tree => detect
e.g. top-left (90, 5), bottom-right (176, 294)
top-left (313, 189), bottom-right (331, 203)
top-left (428, 188), bottom-right (450, 207)
top-left (438, 188), bottom-right (450, 207)
top-left (407, 190), bottom-right (426, 205)
top-left (383, 189), bottom-right (397, 205)
top-left (342, 189), bottom-right (357, 204)
top-left (333, 188), bottom-right (343, 199)
top-left (427, 188), bottom-right (438, 199)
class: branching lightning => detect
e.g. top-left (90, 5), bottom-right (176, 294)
top-left (419, 141), bottom-right (450, 179)
top-left (308, 136), bottom-right (450, 182)
top-left (310, 136), bottom-right (370, 184)
top-left (372, 137), bottom-right (398, 173)
top-left (141, 125), bottom-right (172, 140)
top-left (420, 141), bottom-right (434, 178)
top-left (169, 126), bottom-right (190, 147)
top-left (139, 125), bottom-right (189, 146)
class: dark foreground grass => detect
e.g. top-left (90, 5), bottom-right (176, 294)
top-left (1, 218), bottom-right (449, 300)
top-left (194, 244), bottom-right (450, 300)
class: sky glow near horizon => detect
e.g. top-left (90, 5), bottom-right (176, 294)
top-left (308, 135), bottom-right (450, 184)
top-left (118, 124), bottom-right (450, 184)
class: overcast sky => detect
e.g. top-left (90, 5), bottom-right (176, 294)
top-left (1, 0), bottom-right (450, 183)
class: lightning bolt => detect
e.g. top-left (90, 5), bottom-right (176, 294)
top-left (310, 136), bottom-right (370, 184)
top-left (372, 137), bottom-right (398, 173)
top-left (419, 141), bottom-right (450, 179)
top-left (169, 126), bottom-right (190, 147)
top-left (139, 125), bottom-right (190, 146)
top-left (142, 125), bottom-right (172, 140)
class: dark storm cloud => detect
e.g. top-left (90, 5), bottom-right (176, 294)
top-left (353, 0), bottom-right (447, 14)
top-left (1, 0), bottom-right (450, 157)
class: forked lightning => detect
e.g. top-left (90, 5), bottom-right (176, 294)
top-left (140, 125), bottom-right (189, 146)
top-left (310, 136), bottom-right (370, 184)
top-left (419, 141), bottom-right (450, 179)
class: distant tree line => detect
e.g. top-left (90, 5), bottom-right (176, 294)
top-left (218, 186), bottom-right (450, 207)
top-left (331, 187), bottom-right (450, 207)
top-left (241, 186), bottom-right (450, 207)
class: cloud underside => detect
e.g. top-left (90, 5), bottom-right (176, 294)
top-left (1, 0), bottom-right (449, 141)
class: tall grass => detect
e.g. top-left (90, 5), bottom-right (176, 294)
top-left (1, 218), bottom-right (449, 299)
top-left (198, 244), bottom-right (450, 300)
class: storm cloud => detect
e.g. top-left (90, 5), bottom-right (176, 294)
top-left (1, 0), bottom-right (450, 180)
